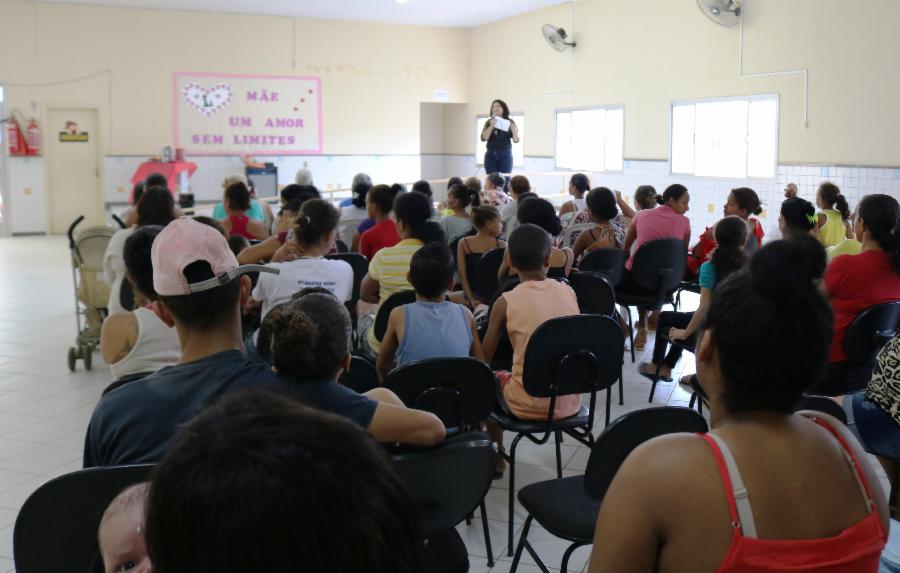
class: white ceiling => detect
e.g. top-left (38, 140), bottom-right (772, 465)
top-left (38, 0), bottom-right (571, 27)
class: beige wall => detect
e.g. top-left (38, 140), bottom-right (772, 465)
top-left (448, 0), bottom-right (900, 166)
top-left (0, 0), bottom-right (469, 156)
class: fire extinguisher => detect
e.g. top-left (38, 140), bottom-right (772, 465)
top-left (4, 116), bottom-right (26, 156)
top-left (25, 118), bottom-right (40, 156)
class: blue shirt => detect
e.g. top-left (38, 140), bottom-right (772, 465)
top-left (339, 198), bottom-right (353, 207)
top-left (395, 301), bottom-right (472, 367)
top-left (698, 261), bottom-right (717, 290)
top-left (212, 199), bottom-right (265, 222)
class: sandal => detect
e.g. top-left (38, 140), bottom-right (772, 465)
top-left (637, 360), bottom-right (673, 383)
top-left (647, 310), bottom-right (660, 331)
top-left (634, 328), bottom-right (648, 351)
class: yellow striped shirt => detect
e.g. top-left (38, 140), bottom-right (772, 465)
top-left (367, 239), bottom-right (424, 352)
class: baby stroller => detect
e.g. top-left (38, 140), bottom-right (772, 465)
top-left (67, 216), bottom-right (115, 371)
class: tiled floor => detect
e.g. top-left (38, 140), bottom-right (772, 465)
top-left (0, 235), bottom-right (703, 572)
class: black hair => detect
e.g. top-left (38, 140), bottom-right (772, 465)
top-left (490, 99), bottom-right (511, 119)
top-left (517, 197), bottom-right (562, 236)
top-left (516, 192), bottom-right (537, 203)
top-left (449, 183), bottom-right (480, 209)
top-left (159, 261), bottom-right (241, 331)
top-left (279, 184), bottom-right (304, 205)
top-left (730, 187), bottom-right (763, 216)
top-left (705, 235), bottom-right (832, 413)
top-left (509, 175), bottom-right (531, 197)
top-left (485, 173), bottom-right (505, 189)
top-left (634, 185), bottom-right (657, 210)
top-left (192, 216), bottom-right (227, 237)
top-left (352, 181), bottom-right (374, 208)
top-left (132, 181), bottom-right (145, 205)
top-left (395, 191), bottom-right (443, 244)
top-left (446, 177), bottom-right (463, 190)
top-left (409, 243), bottom-right (454, 299)
top-left (410, 180), bottom-right (432, 198)
top-left (227, 235), bottom-right (249, 256)
top-left (390, 183), bottom-right (408, 197)
top-left (569, 173), bottom-right (590, 195)
top-left (266, 293), bottom-right (351, 381)
top-left (780, 197), bottom-right (817, 234)
top-left (136, 186), bottom-right (176, 227)
top-left (657, 183), bottom-right (688, 206)
top-left (585, 187), bottom-right (617, 221)
top-left (224, 182), bottom-right (251, 212)
top-left (145, 388), bottom-right (425, 573)
top-left (711, 216), bottom-right (748, 282)
top-left (508, 224), bottom-right (551, 272)
top-left (123, 225), bottom-right (163, 300)
top-left (858, 194), bottom-right (900, 275)
top-left (368, 184), bottom-right (395, 215)
top-left (294, 198), bottom-right (339, 248)
top-left (144, 173), bottom-right (168, 189)
top-left (818, 182), bottom-right (851, 221)
top-left (472, 205), bottom-right (500, 230)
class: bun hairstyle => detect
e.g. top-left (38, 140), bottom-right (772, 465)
top-left (351, 181), bottom-right (373, 209)
top-left (585, 187), bottom-right (618, 221)
top-left (294, 198), bottom-right (339, 248)
top-left (731, 187), bottom-right (763, 216)
top-left (711, 216), bottom-right (748, 282)
top-left (634, 185), bottom-right (657, 210)
top-left (705, 235), bottom-right (831, 413)
top-left (657, 184), bottom-right (688, 207)
top-left (266, 293), bottom-right (351, 381)
top-left (780, 197), bottom-right (817, 232)
top-left (410, 180), bottom-right (433, 198)
top-left (390, 183), bottom-right (408, 197)
top-left (395, 191), bottom-right (444, 244)
top-left (818, 181), bottom-right (851, 221)
top-left (464, 177), bottom-right (482, 194)
top-left (224, 181), bottom-right (252, 212)
top-left (472, 205), bottom-right (500, 230)
top-left (517, 197), bottom-right (562, 237)
top-left (449, 183), bottom-right (480, 209)
top-left (569, 173), bottom-right (591, 195)
top-left (858, 194), bottom-right (900, 275)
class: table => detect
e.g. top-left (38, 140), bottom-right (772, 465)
top-left (130, 161), bottom-right (197, 203)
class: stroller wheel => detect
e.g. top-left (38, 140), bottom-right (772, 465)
top-left (83, 346), bottom-right (93, 371)
top-left (67, 347), bottom-right (77, 372)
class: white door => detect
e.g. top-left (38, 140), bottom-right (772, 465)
top-left (47, 108), bottom-right (102, 234)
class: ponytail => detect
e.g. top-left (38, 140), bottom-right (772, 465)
top-left (818, 182), bottom-right (851, 221)
top-left (449, 183), bottom-right (479, 209)
top-left (835, 194), bottom-right (851, 221)
top-left (395, 191), bottom-right (444, 244)
top-left (294, 199), bottom-right (339, 248)
top-left (731, 187), bottom-right (763, 217)
top-left (710, 216), bottom-right (748, 282)
top-left (858, 194), bottom-right (900, 275)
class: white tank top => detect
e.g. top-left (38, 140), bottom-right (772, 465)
top-left (573, 197), bottom-right (586, 210)
top-left (109, 307), bottom-right (181, 381)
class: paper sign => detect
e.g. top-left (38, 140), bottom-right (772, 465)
top-left (173, 72), bottom-right (322, 156)
top-left (433, 89), bottom-right (449, 102)
top-left (493, 116), bottom-right (511, 132)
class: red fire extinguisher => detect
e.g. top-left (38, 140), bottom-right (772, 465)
top-left (25, 118), bottom-right (40, 156)
top-left (4, 116), bottom-right (26, 156)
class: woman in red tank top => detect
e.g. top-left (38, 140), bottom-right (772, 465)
top-left (589, 236), bottom-right (889, 573)
top-left (219, 181), bottom-right (269, 241)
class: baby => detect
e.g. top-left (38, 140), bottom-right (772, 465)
top-left (98, 482), bottom-right (152, 573)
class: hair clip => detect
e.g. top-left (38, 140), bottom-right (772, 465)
top-left (805, 213), bottom-right (817, 225)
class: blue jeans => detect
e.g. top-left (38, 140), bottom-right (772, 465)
top-left (484, 149), bottom-right (513, 176)
top-left (844, 391), bottom-right (900, 458)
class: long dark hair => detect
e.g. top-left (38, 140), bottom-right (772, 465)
top-left (517, 197), bottom-right (562, 237)
top-left (818, 182), bottom-right (851, 221)
top-left (136, 186), bottom-right (176, 227)
top-left (490, 99), bottom-right (511, 119)
top-left (394, 191), bottom-right (443, 244)
top-left (711, 216), bottom-right (748, 283)
top-left (858, 194), bottom-right (900, 275)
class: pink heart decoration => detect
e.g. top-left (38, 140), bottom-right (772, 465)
top-left (182, 83), bottom-right (233, 117)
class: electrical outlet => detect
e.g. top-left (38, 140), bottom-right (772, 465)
top-left (117, 186), bottom-right (125, 194)
top-left (23, 187), bottom-right (32, 195)
top-left (707, 203), bottom-right (715, 213)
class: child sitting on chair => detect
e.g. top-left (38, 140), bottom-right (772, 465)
top-left (376, 243), bottom-right (484, 380)
top-left (98, 483), bottom-right (151, 573)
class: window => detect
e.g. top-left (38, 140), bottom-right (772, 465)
top-left (671, 95), bottom-right (778, 179)
top-left (475, 114), bottom-right (525, 168)
top-left (555, 106), bottom-right (624, 172)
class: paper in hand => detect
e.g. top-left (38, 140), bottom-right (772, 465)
top-left (493, 116), bottom-right (511, 132)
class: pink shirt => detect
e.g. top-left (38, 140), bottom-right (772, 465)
top-left (502, 279), bottom-right (582, 420)
top-left (626, 205), bottom-right (691, 270)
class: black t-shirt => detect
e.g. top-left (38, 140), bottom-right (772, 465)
top-left (484, 119), bottom-right (514, 152)
top-left (83, 350), bottom-right (378, 467)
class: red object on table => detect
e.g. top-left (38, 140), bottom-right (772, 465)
top-left (130, 161), bottom-right (198, 203)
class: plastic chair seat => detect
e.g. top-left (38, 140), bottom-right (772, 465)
top-left (489, 405), bottom-right (590, 434)
top-left (517, 475), bottom-right (599, 541)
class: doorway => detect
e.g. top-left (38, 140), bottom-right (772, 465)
top-left (47, 108), bottom-right (101, 234)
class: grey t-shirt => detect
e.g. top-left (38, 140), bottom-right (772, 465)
top-left (441, 215), bottom-right (475, 246)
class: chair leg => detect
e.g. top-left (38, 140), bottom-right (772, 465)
top-left (649, 378), bottom-right (658, 403)
top-left (605, 384), bottom-right (612, 427)
top-left (507, 434), bottom-right (523, 556)
top-left (554, 430), bottom-right (563, 478)
top-left (627, 309), bottom-right (636, 363)
top-left (509, 515), bottom-right (534, 573)
top-left (561, 542), bottom-right (587, 573)
top-left (480, 500), bottom-right (494, 567)
top-left (618, 373), bottom-right (624, 405)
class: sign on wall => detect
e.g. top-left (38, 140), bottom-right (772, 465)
top-left (173, 72), bottom-right (322, 156)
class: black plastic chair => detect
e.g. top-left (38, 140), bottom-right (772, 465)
top-left (568, 271), bottom-right (616, 317)
top-left (391, 432), bottom-right (496, 573)
top-left (795, 394), bottom-right (848, 424)
top-left (509, 407), bottom-right (708, 573)
top-left (373, 290), bottom-right (417, 342)
top-left (472, 247), bottom-right (506, 303)
top-left (14, 464), bottom-right (154, 573)
top-left (338, 355), bottom-right (379, 394)
top-left (673, 279), bottom-right (701, 312)
top-left (325, 252), bottom-right (368, 307)
top-left (578, 248), bottom-right (626, 288)
top-left (489, 314), bottom-right (624, 555)
top-left (615, 239), bottom-right (687, 363)
top-left (335, 239), bottom-right (349, 253)
top-left (384, 357), bottom-right (497, 563)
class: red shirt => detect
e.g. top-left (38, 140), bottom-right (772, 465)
top-left (359, 219), bottom-right (400, 260)
top-left (825, 250), bottom-right (900, 362)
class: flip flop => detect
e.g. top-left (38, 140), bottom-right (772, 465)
top-left (637, 360), bottom-right (673, 383)
top-left (634, 328), bottom-right (648, 351)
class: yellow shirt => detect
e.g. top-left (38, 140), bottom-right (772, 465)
top-left (827, 239), bottom-right (862, 263)
top-left (818, 209), bottom-right (847, 248)
top-left (366, 238), bottom-right (424, 352)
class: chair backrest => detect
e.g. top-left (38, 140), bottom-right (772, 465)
top-left (844, 301), bottom-right (900, 364)
top-left (335, 239), bottom-right (349, 253)
top-left (472, 247), bottom-right (506, 303)
top-left (584, 407), bottom-right (708, 500)
top-left (579, 248), bottom-right (627, 287)
top-left (522, 314), bottom-right (623, 399)
top-left (374, 290), bottom-right (418, 342)
top-left (383, 357), bottom-right (495, 433)
top-left (795, 394), bottom-right (848, 424)
top-left (390, 432), bottom-right (495, 539)
top-left (338, 355), bottom-right (379, 394)
top-left (630, 239), bottom-right (687, 294)
top-left (14, 464), bottom-right (154, 573)
top-left (325, 252), bottom-right (368, 305)
top-left (568, 271), bottom-right (616, 316)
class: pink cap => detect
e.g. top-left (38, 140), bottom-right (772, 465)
top-left (152, 218), bottom-right (276, 296)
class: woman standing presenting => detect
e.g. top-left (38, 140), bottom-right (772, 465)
top-left (481, 99), bottom-right (520, 175)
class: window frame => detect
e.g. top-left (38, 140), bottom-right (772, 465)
top-left (474, 112), bottom-right (526, 168)
top-left (553, 104), bottom-right (626, 174)
top-left (669, 93), bottom-right (780, 181)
